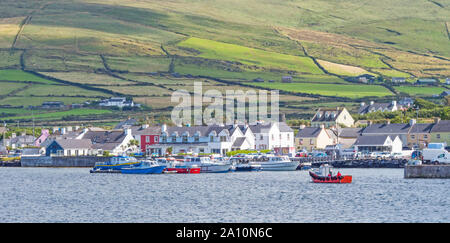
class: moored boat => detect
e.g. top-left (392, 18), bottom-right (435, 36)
top-left (91, 156), bottom-right (141, 172)
top-left (229, 157), bottom-right (262, 172)
top-left (309, 164), bottom-right (352, 183)
top-left (156, 157), bottom-right (201, 174)
top-left (250, 156), bottom-right (299, 171)
top-left (120, 160), bottom-right (166, 174)
top-left (184, 157), bottom-right (232, 173)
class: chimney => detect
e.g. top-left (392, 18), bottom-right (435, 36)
top-left (360, 102), bottom-right (365, 107)
top-left (391, 100), bottom-right (397, 107)
top-left (66, 126), bottom-right (73, 132)
top-left (370, 101), bottom-right (374, 106)
top-left (124, 128), bottom-right (132, 136)
top-left (11, 133), bottom-right (16, 138)
top-left (162, 124), bottom-right (167, 133)
top-left (299, 124), bottom-right (306, 130)
top-left (142, 124), bottom-right (149, 129)
top-left (434, 117), bottom-right (441, 124)
top-left (320, 124), bottom-right (325, 129)
top-left (74, 126), bottom-right (80, 131)
top-left (61, 128), bottom-right (66, 135)
top-left (387, 120), bottom-right (390, 124)
top-left (52, 127), bottom-right (59, 133)
top-left (21, 132), bottom-right (26, 136)
top-left (409, 119), bottom-right (416, 126)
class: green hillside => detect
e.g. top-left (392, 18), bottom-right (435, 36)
top-left (0, 0), bottom-right (448, 123)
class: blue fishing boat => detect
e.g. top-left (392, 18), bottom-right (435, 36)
top-left (121, 161), bottom-right (166, 174)
top-left (91, 156), bottom-right (141, 172)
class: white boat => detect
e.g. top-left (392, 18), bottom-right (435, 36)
top-left (184, 157), bottom-right (232, 173)
top-left (250, 156), bottom-right (300, 171)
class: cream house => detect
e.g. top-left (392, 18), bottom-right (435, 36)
top-left (311, 107), bottom-right (354, 128)
top-left (295, 126), bottom-right (334, 151)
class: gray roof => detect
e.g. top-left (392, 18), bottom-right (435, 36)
top-left (361, 123), bottom-right (412, 134)
top-left (410, 123), bottom-right (434, 133)
top-left (358, 103), bottom-right (398, 114)
top-left (430, 120), bottom-right (450, 133)
top-left (311, 108), bottom-right (345, 122)
top-left (5, 135), bottom-right (36, 145)
top-left (55, 139), bottom-right (92, 149)
top-left (338, 128), bottom-right (362, 138)
top-left (22, 148), bottom-right (42, 155)
top-left (248, 123), bottom-right (273, 133)
top-left (296, 127), bottom-right (323, 138)
top-left (114, 119), bottom-right (138, 129)
top-left (354, 135), bottom-right (392, 146)
top-left (278, 122), bottom-right (294, 132)
top-left (232, 137), bottom-right (247, 148)
top-left (82, 131), bottom-right (126, 144)
top-left (132, 126), bottom-right (161, 136)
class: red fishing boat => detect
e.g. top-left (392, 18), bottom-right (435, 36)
top-left (309, 164), bottom-right (352, 184)
top-left (156, 157), bottom-right (201, 174)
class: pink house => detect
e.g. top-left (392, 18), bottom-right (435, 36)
top-left (34, 129), bottom-right (50, 147)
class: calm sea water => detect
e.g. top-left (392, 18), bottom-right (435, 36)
top-left (0, 167), bottom-right (448, 223)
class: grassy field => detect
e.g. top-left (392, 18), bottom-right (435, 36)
top-left (394, 86), bottom-right (449, 96)
top-left (0, 82), bottom-right (28, 96)
top-left (246, 82), bottom-right (394, 98)
top-left (0, 0), bottom-right (448, 122)
top-left (1, 109), bottom-right (113, 121)
top-left (178, 37), bottom-right (323, 75)
top-left (0, 70), bottom-right (59, 84)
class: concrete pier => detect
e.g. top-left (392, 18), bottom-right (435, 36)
top-left (404, 165), bottom-right (450, 179)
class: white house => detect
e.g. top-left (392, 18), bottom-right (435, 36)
top-left (80, 128), bottom-right (135, 155)
top-left (99, 97), bottom-right (136, 108)
top-left (249, 122), bottom-right (295, 154)
top-left (353, 135), bottom-right (402, 153)
top-left (149, 124), bottom-right (256, 156)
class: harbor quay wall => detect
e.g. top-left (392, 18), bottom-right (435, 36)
top-left (21, 156), bottom-right (109, 167)
top-left (404, 165), bottom-right (450, 179)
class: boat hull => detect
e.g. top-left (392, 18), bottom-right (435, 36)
top-left (93, 162), bottom-right (141, 171)
top-left (165, 167), bottom-right (201, 174)
top-left (121, 165), bottom-right (166, 174)
top-left (200, 164), bottom-right (232, 173)
top-left (251, 161), bottom-right (300, 171)
top-left (309, 171), bottom-right (352, 183)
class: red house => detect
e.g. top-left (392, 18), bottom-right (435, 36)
top-left (132, 125), bottom-right (161, 154)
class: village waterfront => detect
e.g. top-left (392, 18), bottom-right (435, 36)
top-left (0, 167), bottom-right (448, 223)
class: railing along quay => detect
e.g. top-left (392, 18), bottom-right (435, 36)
top-left (291, 156), bottom-right (407, 168)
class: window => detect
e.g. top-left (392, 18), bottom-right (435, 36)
top-left (220, 136), bottom-right (227, 142)
top-left (410, 135), bottom-right (415, 139)
top-left (194, 136), bottom-right (199, 142)
top-left (423, 135), bottom-right (428, 139)
top-left (146, 136), bottom-right (150, 143)
top-left (182, 135), bottom-right (188, 142)
top-left (260, 135), bottom-right (263, 140)
top-left (310, 139), bottom-right (314, 145)
top-left (154, 136), bottom-right (158, 142)
top-left (210, 136), bottom-right (214, 142)
top-left (162, 136), bottom-right (167, 143)
top-left (437, 134), bottom-right (441, 139)
top-left (272, 134), bottom-right (274, 141)
top-left (171, 135), bottom-right (176, 142)
top-left (287, 134), bottom-right (290, 139)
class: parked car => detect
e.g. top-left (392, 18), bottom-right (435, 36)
top-left (376, 152), bottom-right (391, 159)
top-left (295, 151), bottom-right (308, 157)
top-left (314, 152), bottom-right (327, 158)
top-left (390, 152), bottom-right (404, 159)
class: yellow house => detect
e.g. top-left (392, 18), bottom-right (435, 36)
top-left (430, 120), bottom-right (450, 144)
top-left (407, 123), bottom-right (434, 149)
top-left (311, 107), bottom-right (354, 128)
top-left (295, 126), bottom-right (334, 151)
